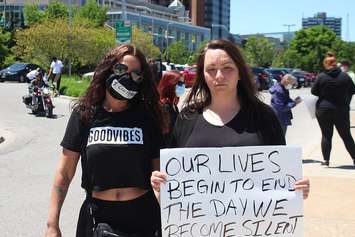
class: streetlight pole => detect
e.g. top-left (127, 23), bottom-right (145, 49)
top-left (166, 22), bottom-right (174, 63)
top-left (2, 0), bottom-right (6, 28)
top-left (282, 24), bottom-right (295, 47)
top-left (122, 0), bottom-right (127, 21)
top-left (136, 6), bottom-right (154, 35)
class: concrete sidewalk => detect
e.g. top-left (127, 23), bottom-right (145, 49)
top-left (302, 112), bottom-right (355, 237)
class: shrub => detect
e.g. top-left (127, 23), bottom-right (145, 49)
top-left (59, 75), bottom-right (90, 97)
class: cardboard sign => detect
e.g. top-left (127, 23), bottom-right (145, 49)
top-left (160, 146), bottom-right (303, 237)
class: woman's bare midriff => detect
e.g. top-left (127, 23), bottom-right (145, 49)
top-left (92, 187), bottom-right (148, 201)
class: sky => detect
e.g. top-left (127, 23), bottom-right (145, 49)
top-left (230, 0), bottom-right (355, 41)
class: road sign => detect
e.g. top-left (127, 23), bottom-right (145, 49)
top-left (115, 20), bottom-right (132, 44)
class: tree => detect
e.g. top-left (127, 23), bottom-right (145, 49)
top-left (163, 40), bottom-right (191, 64)
top-left (332, 39), bottom-right (355, 70)
top-left (131, 26), bottom-right (160, 59)
top-left (75, 0), bottom-right (108, 27)
top-left (187, 40), bottom-right (208, 65)
top-left (244, 36), bottom-right (275, 67)
top-left (289, 26), bottom-right (337, 72)
top-left (272, 48), bottom-right (302, 69)
top-left (12, 19), bottom-right (115, 72)
top-left (44, 1), bottom-right (68, 20)
top-left (23, 4), bottom-right (45, 26)
top-left (0, 28), bottom-right (11, 67)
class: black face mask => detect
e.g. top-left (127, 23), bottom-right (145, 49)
top-left (106, 64), bottom-right (143, 100)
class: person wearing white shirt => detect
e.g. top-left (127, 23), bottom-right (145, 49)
top-left (48, 57), bottom-right (64, 93)
top-left (26, 68), bottom-right (40, 82)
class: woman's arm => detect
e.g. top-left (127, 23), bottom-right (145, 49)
top-left (44, 148), bottom-right (80, 237)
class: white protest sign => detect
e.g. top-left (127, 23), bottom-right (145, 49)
top-left (160, 146), bottom-right (303, 237)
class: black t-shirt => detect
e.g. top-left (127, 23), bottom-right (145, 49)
top-left (60, 105), bottom-right (164, 192)
top-left (185, 109), bottom-right (263, 147)
top-left (171, 102), bottom-right (285, 148)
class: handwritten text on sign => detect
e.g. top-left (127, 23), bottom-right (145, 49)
top-left (160, 146), bottom-right (303, 237)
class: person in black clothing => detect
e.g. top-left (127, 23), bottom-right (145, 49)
top-left (151, 39), bottom-right (310, 199)
top-left (44, 44), bottom-right (168, 237)
top-left (311, 52), bottom-right (355, 167)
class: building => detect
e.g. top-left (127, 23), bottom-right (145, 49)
top-left (0, 0), bottom-right (48, 28)
top-left (146, 0), bottom-right (232, 40)
top-left (302, 12), bottom-right (341, 38)
top-left (106, 0), bottom-right (210, 51)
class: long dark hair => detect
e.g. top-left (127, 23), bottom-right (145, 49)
top-left (184, 39), bottom-right (261, 115)
top-left (74, 44), bottom-right (168, 132)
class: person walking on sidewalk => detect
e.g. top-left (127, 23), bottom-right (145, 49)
top-left (311, 52), bottom-right (355, 166)
top-left (151, 39), bottom-right (310, 200)
top-left (44, 44), bottom-right (167, 237)
top-left (269, 74), bottom-right (301, 135)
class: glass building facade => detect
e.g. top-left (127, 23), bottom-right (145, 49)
top-left (204, 0), bottom-right (230, 39)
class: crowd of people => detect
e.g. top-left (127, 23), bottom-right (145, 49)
top-left (42, 39), bottom-right (355, 237)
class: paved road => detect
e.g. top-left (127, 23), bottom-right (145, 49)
top-left (0, 83), bottom-right (354, 236)
top-left (0, 83), bottom-right (84, 236)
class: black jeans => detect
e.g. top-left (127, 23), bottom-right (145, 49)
top-left (316, 108), bottom-right (355, 162)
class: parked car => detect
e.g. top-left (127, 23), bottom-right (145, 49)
top-left (162, 62), bottom-right (175, 73)
top-left (0, 63), bottom-right (42, 83)
top-left (182, 66), bottom-right (197, 87)
top-left (251, 67), bottom-right (272, 90)
top-left (265, 68), bottom-right (286, 82)
top-left (291, 70), bottom-right (313, 88)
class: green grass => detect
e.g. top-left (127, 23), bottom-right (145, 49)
top-left (59, 75), bottom-right (91, 97)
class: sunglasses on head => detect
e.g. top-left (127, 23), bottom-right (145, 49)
top-left (113, 63), bottom-right (143, 83)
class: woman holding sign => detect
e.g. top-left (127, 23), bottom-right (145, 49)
top-left (44, 44), bottom-right (166, 237)
top-left (151, 39), bottom-right (310, 199)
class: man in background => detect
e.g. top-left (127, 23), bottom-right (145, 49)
top-left (48, 57), bottom-right (64, 94)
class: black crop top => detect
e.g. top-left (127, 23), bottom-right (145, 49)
top-left (60, 105), bottom-right (164, 192)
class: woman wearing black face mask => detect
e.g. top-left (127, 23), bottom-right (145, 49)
top-left (44, 44), bottom-right (168, 237)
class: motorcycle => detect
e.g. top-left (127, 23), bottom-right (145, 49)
top-left (22, 85), bottom-right (54, 118)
